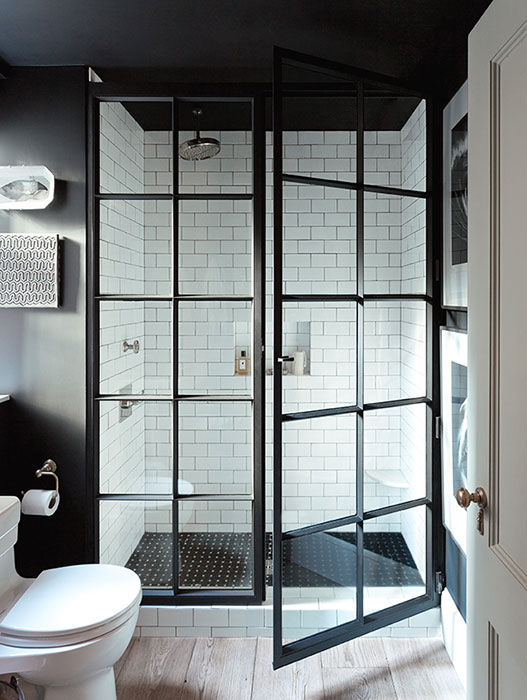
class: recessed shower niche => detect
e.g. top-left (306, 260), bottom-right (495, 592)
top-left (91, 64), bottom-right (433, 643)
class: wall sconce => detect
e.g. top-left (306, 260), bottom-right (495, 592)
top-left (0, 166), bottom-right (55, 210)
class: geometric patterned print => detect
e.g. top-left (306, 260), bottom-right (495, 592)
top-left (0, 234), bottom-right (59, 307)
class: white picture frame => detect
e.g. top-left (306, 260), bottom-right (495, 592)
top-left (441, 327), bottom-right (468, 553)
top-left (443, 81), bottom-right (468, 309)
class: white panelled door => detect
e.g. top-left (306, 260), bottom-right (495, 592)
top-left (468, 1), bottom-right (527, 698)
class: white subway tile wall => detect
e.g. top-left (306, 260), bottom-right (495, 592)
top-left (99, 99), bottom-right (430, 634)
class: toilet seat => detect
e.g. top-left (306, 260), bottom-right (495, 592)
top-left (0, 564), bottom-right (141, 649)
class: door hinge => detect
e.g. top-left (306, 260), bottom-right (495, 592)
top-left (435, 571), bottom-right (445, 594)
top-left (435, 416), bottom-right (441, 440)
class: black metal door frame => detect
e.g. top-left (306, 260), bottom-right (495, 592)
top-left (272, 47), bottom-right (443, 668)
top-left (87, 85), bottom-right (267, 606)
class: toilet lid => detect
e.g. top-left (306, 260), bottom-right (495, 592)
top-left (0, 564), bottom-right (141, 643)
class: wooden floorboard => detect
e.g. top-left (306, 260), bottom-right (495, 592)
top-left (382, 638), bottom-right (465, 700)
top-left (252, 638), bottom-right (325, 700)
top-left (116, 637), bottom-right (196, 700)
top-left (116, 636), bottom-right (465, 700)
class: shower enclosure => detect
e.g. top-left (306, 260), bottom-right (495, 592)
top-left (88, 47), bottom-right (441, 667)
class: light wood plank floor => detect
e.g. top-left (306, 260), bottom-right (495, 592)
top-left (116, 637), bottom-right (465, 700)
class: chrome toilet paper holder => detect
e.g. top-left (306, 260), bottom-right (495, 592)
top-left (34, 459), bottom-right (59, 508)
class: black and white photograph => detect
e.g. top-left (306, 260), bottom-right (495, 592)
top-left (443, 81), bottom-right (468, 308)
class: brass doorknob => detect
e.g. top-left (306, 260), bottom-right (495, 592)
top-left (456, 486), bottom-right (488, 509)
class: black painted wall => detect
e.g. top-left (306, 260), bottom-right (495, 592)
top-left (0, 67), bottom-right (89, 576)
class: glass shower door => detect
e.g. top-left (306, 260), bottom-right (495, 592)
top-left (272, 47), bottom-right (440, 668)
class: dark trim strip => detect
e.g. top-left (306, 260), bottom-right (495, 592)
top-left (95, 294), bottom-right (254, 302)
top-left (283, 514), bottom-right (360, 539)
top-left (363, 497), bottom-right (431, 520)
top-left (282, 173), bottom-right (428, 200)
top-left (97, 494), bottom-right (254, 501)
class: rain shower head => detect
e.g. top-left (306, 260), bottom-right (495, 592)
top-left (179, 108), bottom-right (221, 161)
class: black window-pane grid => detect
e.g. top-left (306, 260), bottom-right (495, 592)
top-left (94, 96), bottom-right (262, 599)
top-left (274, 50), bottom-right (432, 668)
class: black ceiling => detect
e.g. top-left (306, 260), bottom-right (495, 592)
top-left (0, 0), bottom-right (492, 103)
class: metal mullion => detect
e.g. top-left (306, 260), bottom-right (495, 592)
top-left (356, 79), bottom-right (365, 626)
top-left (272, 49), bottom-right (285, 661)
top-left (89, 94), bottom-right (101, 563)
top-left (98, 494), bottom-right (172, 501)
top-left (172, 96), bottom-right (180, 595)
top-left (96, 295), bottom-right (255, 302)
top-left (283, 513), bottom-right (360, 540)
top-left (429, 98), bottom-right (444, 603)
top-left (282, 404), bottom-right (358, 422)
top-left (176, 193), bottom-right (253, 201)
top-left (363, 183), bottom-right (428, 199)
top-left (363, 496), bottom-right (430, 520)
top-left (173, 494), bottom-right (254, 501)
top-left (282, 174), bottom-right (428, 202)
top-left (96, 295), bottom-right (173, 302)
top-left (281, 293), bottom-right (432, 303)
top-left (95, 193), bottom-right (173, 200)
top-left (283, 294), bottom-right (360, 303)
top-left (253, 92), bottom-right (266, 602)
top-left (96, 394), bottom-right (173, 402)
top-left (283, 173), bottom-right (359, 191)
top-left (177, 295), bottom-right (254, 302)
top-left (175, 394), bottom-right (253, 402)
top-left (364, 293), bottom-right (432, 302)
top-left (363, 396), bottom-right (430, 411)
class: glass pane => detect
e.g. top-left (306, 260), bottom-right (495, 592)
top-left (99, 499), bottom-right (173, 590)
top-left (99, 301), bottom-right (172, 396)
top-left (364, 300), bottom-right (427, 404)
top-left (282, 413), bottom-right (356, 530)
top-left (281, 524), bottom-right (357, 642)
top-left (281, 63), bottom-right (357, 184)
top-left (282, 302), bottom-right (356, 412)
top-left (364, 90), bottom-right (426, 193)
top-left (179, 199), bottom-right (252, 295)
top-left (283, 185), bottom-right (356, 295)
top-left (178, 101), bottom-right (252, 195)
top-left (363, 506), bottom-right (427, 616)
top-left (178, 301), bottom-right (252, 395)
top-left (364, 193), bottom-right (426, 295)
top-left (99, 101), bottom-right (172, 194)
top-left (178, 500), bottom-right (253, 589)
top-left (178, 402), bottom-right (252, 496)
top-left (99, 401), bottom-right (172, 495)
top-left (364, 404), bottom-right (427, 512)
top-left (99, 199), bottom-right (172, 296)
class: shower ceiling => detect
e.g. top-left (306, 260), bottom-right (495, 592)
top-left (0, 0), bottom-right (492, 100)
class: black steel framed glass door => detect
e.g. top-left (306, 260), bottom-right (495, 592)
top-left (272, 47), bottom-right (441, 668)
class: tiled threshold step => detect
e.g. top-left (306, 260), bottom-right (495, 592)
top-left (127, 531), bottom-right (423, 590)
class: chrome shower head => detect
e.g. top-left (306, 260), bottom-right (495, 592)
top-left (179, 108), bottom-right (221, 161)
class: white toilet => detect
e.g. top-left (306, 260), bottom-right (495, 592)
top-left (0, 496), bottom-right (141, 700)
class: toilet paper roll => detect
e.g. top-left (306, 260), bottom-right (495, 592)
top-left (21, 489), bottom-right (60, 516)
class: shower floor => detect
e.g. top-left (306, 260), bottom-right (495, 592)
top-left (126, 531), bottom-right (423, 590)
